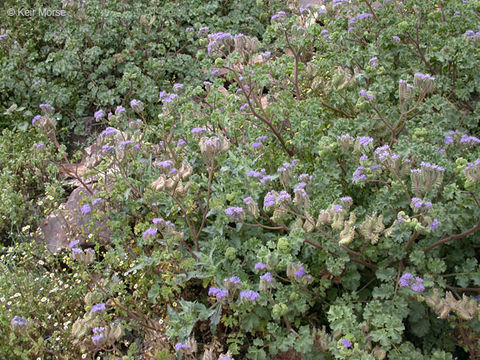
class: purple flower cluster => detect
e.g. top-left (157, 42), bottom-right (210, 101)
top-left (414, 72), bottom-right (435, 81)
top-left (260, 272), bottom-right (274, 283)
top-left (341, 338), bottom-right (352, 348)
top-left (255, 263), bottom-right (266, 270)
top-left (369, 56), bottom-right (378, 67)
top-left (429, 218), bottom-right (439, 230)
top-left (240, 290), bottom-right (260, 301)
top-left (100, 127), bottom-right (118, 136)
top-left (32, 115), bottom-right (42, 124)
top-left (247, 168), bottom-right (271, 184)
top-left (90, 303), bottom-right (106, 314)
top-left (81, 204), bottom-right (91, 215)
top-left (321, 29), bottom-right (329, 39)
top-left (11, 316), bottom-right (27, 327)
top-left (295, 267), bottom-right (306, 278)
top-left (357, 136), bottom-right (373, 147)
top-left (271, 11), bottom-right (286, 20)
top-left (191, 127), bottom-right (207, 135)
top-left (464, 26), bottom-right (480, 39)
top-left (349, 13), bottom-right (373, 25)
top-left (352, 166), bottom-right (366, 182)
top-left (243, 196), bottom-right (255, 205)
top-left (207, 32), bottom-right (233, 53)
top-left (411, 197), bottom-right (432, 210)
top-left (333, 0), bottom-right (349, 7)
top-left (460, 134), bottom-right (480, 145)
top-left (399, 273), bottom-right (425, 292)
top-left (175, 343), bottom-right (190, 351)
top-left (225, 206), bottom-right (244, 218)
top-left (420, 162), bottom-right (444, 172)
top-left (94, 109), bottom-right (105, 120)
top-left (294, 182), bottom-right (307, 198)
top-left (208, 287), bottom-right (228, 300)
top-left (359, 89), bottom-right (373, 100)
top-left (39, 103), bottom-right (55, 114)
top-left (225, 276), bottom-right (242, 285)
top-left (143, 227), bottom-right (157, 238)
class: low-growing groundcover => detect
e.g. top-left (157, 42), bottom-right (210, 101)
top-left (2, 0), bottom-right (480, 359)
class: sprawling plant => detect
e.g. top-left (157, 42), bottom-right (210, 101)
top-left (1, 0), bottom-right (480, 359)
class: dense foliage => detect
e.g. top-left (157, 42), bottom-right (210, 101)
top-left (1, 0), bottom-right (480, 359)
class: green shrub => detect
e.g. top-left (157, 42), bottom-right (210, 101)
top-left (2, 0), bottom-right (480, 359)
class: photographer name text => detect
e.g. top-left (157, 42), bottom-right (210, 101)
top-left (7, 8), bottom-right (67, 17)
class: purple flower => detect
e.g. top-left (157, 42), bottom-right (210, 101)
top-left (101, 127), bottom-right (118, 136)
top-left (92, 198), bottom-right (103, 206)
top-left (90, 303), bottom-right (106, 314)
top-left (11, 316), bottom-right (27, 327)
top-left (277, 190), bottom-right (291, 202)
top-left (72, 248), bottom-right (83, 254)
top-left (209, 287), bottom-right (228, 300)
top-left (175, 343), bottom-right (189, 351)
top-left (332, 204), bottom-right (343, 211)
top-left (69, 240), bottom-right (80, 249)
top-left (369, 56), bottom-right (378, 67)
top-left (252, 142), bottom-right (263, 148)
top-left (119, 140), bottom-right (133, 147)
top-left (260, 272), bottom-right (274, 283)
top-left (271, 11), bottom-right (286, 20)
top-left (115, 106), bottom-right (125, 115)
top-left (32, 115), bottom-right (41, 124)
top-left (130, 99), bottom-right (142, 107)
top-left (208, 287), bottom-right (221, 296)
top-left (177, 139), bottom-right (186, 146)
top-left (255, 263), bottom-right (266, 270)
top-left (219, 357), bottom-right (233, 360)
top-left (102, 145), bottom-right (115, 153)
top-left (295, 267), bottom-right (306, 278)
top-left (217, 289), bottom-right (228, 300)
top-left (143, 227), bottom-right (157, 238)
top-left (357, 136), bottom-right (373, 147)
top-left (81, 204), bottom-right (91, 214)
top-left (92, 327), bottom-right (105, 333)
top-left (341, 338), bottom-right (352, 348)
top-left (225, 207), bottom-right (244, 217)
top-left (226, 276), bottom-right (242, 284)
top-left (411, 277), bottom-right (425, 292)
top-left (242, 197), bottom-right (254, 205)
top-left (392, 36), bottom-right (401, 41)
top-left (240, 290), bottom-right (260, 301)
top-left (359, 89), bottom-right (373, 100)
top-left (163, 94), bottom-right (178, 103)
top-left (156, 160), bottom-right (174, 169)
top-left (240, 103), bottom-right (249, 111)
top-left (92, 334), bottom-right (104, 343)
top-left (39, 104), bottom-right (55, 114)
top-left (94, 109), bottom-right (104, 120)
top-left (192, 127), bottom-right (206, 134)
top-left (264, 192), bottom-right (276, 207)
top-left (262, 51), bottom-right (271, 58)
top-left (400, 273), bottom-right (424, 291)
top-left (173, 83), bottom-right (183, 89)
top-left (429, 218), bottom-right (439, 230)
top-left (399, 272), bottom-right (414, 287)
top-left (152, 218), bottom-right (164, 225)
top-left (340, 196), bottom-right (352, 203)
top-left (36, 143), bottom-right (45, 149)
